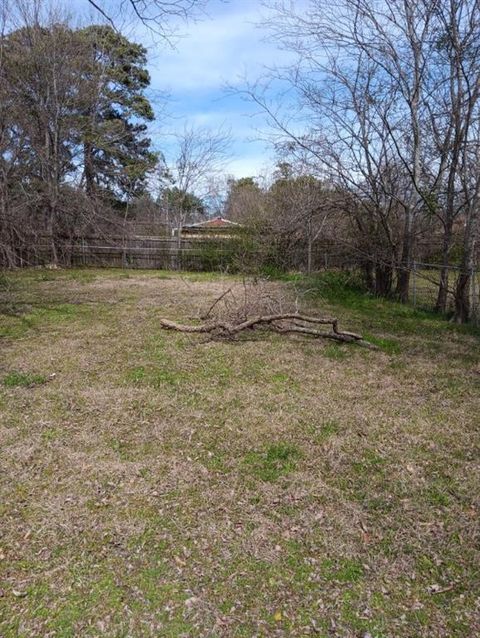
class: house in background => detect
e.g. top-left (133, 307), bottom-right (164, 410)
top-left (172, 217), bottom-right (243, 239)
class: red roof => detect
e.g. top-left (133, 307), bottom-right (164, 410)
top-left (183, 217), bottom-right (241, 229)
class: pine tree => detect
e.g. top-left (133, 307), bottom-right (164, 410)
top-left (78, 25), bottom-right (157, 201)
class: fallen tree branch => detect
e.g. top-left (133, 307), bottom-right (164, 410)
top-left (159, 313), bottom-right (377, 348)
top-left (200, 286), bottom-right (234, 320)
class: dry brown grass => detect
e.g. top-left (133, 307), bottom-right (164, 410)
top-left (0, 268), bottom-right (479, 637)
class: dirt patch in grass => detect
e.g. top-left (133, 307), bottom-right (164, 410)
top-left (0, 268), bottom-right (479, 637)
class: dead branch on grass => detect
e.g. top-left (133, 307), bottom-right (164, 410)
top-left (200, 286), bottom-right (234, 320)
top-left (160, 280), bottom-right (376, 347)
top-left (159, 313), bottom-right (375, 346)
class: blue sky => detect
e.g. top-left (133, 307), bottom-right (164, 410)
top-left (14, 0), bottom-right (305, 180)
top-left (135, 0), bottom-right (295, 178)
top-left (70, 0), bottom-right (298, 179)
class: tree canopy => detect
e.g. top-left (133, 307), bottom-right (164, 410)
top-left (0, 18), bottom-right (157, 264)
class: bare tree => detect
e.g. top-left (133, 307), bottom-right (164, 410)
top-left (266, 163), bottom-right (335, 274)
top-left (244, 0), bottom-right (480, 318)
top-left (241, 3), bottom-right (420, 295)
top-left (86, 0), bottom-right (206, 37)
top-left (425, 0), bottom-right (480, 313)
top-left (454, 117), bottom-right (480, 322)
top-left (0, 2), bottom-right (86, 265)
top-left (158, 125), bottom-right (231, 239)
top-left (0, 0), bottom-right (13, 266)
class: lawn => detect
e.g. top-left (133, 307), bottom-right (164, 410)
top-left (0, 268), bottom-right (479, 637)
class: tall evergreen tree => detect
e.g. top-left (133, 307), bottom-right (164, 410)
top-left (78, 25), bottom-right (157, 201)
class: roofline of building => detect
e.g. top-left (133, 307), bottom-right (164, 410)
top-left (180, 217), bottom-right (242, 229)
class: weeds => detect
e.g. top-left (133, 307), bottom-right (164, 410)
top-left (3, 371), bottom-right (47, 387)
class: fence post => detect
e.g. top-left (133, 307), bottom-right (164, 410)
top-left (412, 260), bottom-right (417, 309)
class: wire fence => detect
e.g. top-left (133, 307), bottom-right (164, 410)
top-left (8, 235), bottom-right (480, 324)
top-left (411, 262), bottom-right (480, 324)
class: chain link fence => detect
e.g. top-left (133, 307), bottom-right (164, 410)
top-left (8, 234), bottom-right (480, 324)
top-left (411, 262), bottom-right (480, 324)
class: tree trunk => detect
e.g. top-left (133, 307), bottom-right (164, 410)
top-left (395, 213), bottom-right (412, 302)
top-left (435, 224), bottom-right (453, 313)
top-left (375, 262), bottom-right (393, 297)
top-left (307, 235), bottom-right (313, 274)
top-left (363, 261), bottom-right (374, 292)
top-left (453, 270), bottom-right (471, 323)
top-left (48, 201), bottom-right (58, 266)
top-left (395, 268), bottom-right (411, 303)
top-left (454, 208), bottom-right (478, 323)
top-left (84, 140), bottom-right (95, 198)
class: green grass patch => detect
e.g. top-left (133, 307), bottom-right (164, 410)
top-left (126, 364), bottom-right (183, 388)
top-left (352, 449), bottom-right (386, 474)
top-left (201, 447), bottom-right (229, 473)
top-left (363, 333), bottom-right (401, 354)
top-left (2, 371), bottom-right (47, 388)
top-left (244, 442), bottom-right (301, 482)
top-left (316, 419), bottom-right (341, 441)
top-left (259, 264), bottom-right (303, 282)
top-left (126, 365), bottom-right (147, 383)
top-left (41, 427), bottom-right (61, 442)
top-left (0, 302), bottom-right (85, 340)
top-left (323, 558), bottom-right (364, 583)
top-left (324, 343), bottom-right (349, 360)
top-left (269, 371), bottom-right (300, 391)
top-left (304, 418), bottom-right (341, 444)
top-left (424, 481), bottom-right (452, 508)
top-left (63, 269), bottom-right (98, 283)
top-left (151, 369), bottom-right (182, 388)
top-left (301, 271), bottom-right (480, 346)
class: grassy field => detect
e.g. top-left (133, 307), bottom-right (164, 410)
top-left (0, 268), bottom-right (479, 637)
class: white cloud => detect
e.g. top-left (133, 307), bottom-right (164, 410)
top-left (226, 152), bottom-right (275, 180)
top-left (147, 3), bottom-right (291, 93)
top-left (137, 1), bottom-right (298, 180)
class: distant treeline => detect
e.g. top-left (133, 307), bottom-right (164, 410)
top-left (2, 1), bottom-right (480, 324)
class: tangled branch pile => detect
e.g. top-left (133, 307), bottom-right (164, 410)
top-left (160, 280), bottom-right (376, 348)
